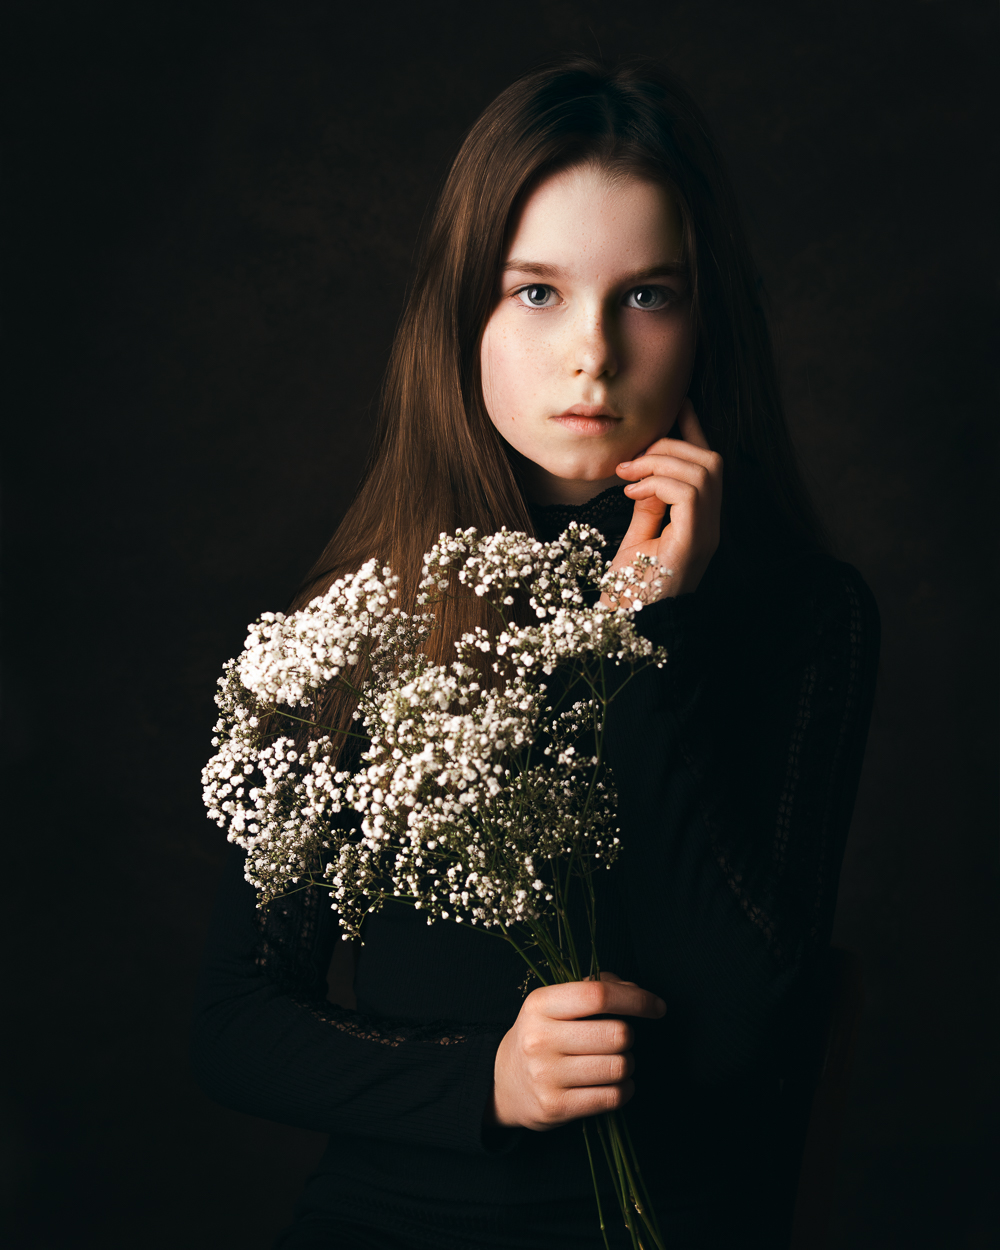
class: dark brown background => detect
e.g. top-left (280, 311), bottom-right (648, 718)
top-left (3, 2), bottom-right (997, 1247)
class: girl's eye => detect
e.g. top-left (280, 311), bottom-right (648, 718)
top-left (624, 286), bottom-right (673, 311)
top-left (515, 284), bottom-right (557, 308)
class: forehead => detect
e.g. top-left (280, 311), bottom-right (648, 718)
top-left (505, 164), bottom-right (684, 267)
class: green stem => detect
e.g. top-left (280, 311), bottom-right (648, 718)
top-left (581, 1121), bottom-right (611, 1250)
top-left (597, 1115), bottom-right (642, 1250)
top-left (496, 923), bottom-right (553, 988)
top-left (619, 1113), bottom-right (663, 1247)
top-left (603, 1112), bottom-right (665, 1250)
top-left (267, 707), bottom-right (368, 740)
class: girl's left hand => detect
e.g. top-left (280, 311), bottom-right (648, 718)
top-left (605, 399), bottom-right (722, 603)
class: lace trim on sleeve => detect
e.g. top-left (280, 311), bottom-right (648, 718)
top-left (254, 873), bottom-right (476, 1047)
top-left (288, 996), bottom-right (470, 1047)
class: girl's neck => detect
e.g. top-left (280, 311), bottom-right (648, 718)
top-left (518, 457), bottom-right (621, 507)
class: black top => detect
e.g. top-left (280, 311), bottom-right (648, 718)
top-left (192, 488), bottom-right (880, 1249)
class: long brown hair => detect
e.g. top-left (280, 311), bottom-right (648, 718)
top-left (294, 56), bottom-right (826, 702)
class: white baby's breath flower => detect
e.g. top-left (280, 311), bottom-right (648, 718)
top-left (202, 527), bottom-right (666, 940)
top-left (200, 525), bottom-right (672, 1247)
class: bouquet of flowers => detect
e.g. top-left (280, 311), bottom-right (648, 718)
top-left (203, 523), bottom-right (669, 1250)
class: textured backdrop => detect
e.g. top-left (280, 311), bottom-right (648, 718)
top-left (4, 2), bottom-right (997, 1246)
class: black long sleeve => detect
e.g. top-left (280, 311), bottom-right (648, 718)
top-left (191, 490), bottom-right (879, 1247)
top-left (192, 844), bottom-right (506, 1152)
top-left (606, 552), bottom-right (879, 1081)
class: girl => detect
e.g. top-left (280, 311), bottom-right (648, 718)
top-left (193, 57), bottom-right (879, 1249)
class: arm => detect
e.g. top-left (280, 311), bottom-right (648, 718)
top-left (191, 846), bottom-right (505, 1152)
top-left (605, 555), bottom-right (880, 1080)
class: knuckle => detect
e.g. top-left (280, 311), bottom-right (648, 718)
top-left (579, 981), bottom-right (605, 1014)
top-left (603, 1056), bottom-right (624, 1082)
top-left (601, 1085), bottom-right (623, 1111)
top-left (608, 1079), bottom-right (635, 1109)
top-left (610, 1054), bottom-right (630, 1081)
top-left (607, 1019), bottom-right (631, 1051)
top-left (537, 1088), bottom-right (562, 1121)
top-left (526, 1057), bottom-right (547, 1084)
top-left (522, 1029), bottom-right (546, 1057)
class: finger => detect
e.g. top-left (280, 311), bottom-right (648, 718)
top-left (617, 455), bottom-right (711, 490)
top-left (532, 979), bottom-right (666, 1021)
top-left (622, 476), bottom-right (699, 508)
top-left (549, 1016), bottom-right (635, 1056)
top-left (617, 489), bottom-right (671, 549)
top-left (546, 1079), bottom-right (635, 1123)
top-left (677, 398), bottom-right (711, 449)
top-left (616, 477), bottom-right (697, 553)
top-left (555, 1051), bottom-right (635, 1088)
top-left (620, 436), bottom-right (718, 471)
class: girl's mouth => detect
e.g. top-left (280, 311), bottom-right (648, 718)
top-left (551, 406), bottom-right (622, 436)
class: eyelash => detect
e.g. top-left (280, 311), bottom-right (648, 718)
top-left (512, 284), bottom-right (677, 310)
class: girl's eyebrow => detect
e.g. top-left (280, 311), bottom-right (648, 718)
top-left (503, 258), bottom-right (688, 281)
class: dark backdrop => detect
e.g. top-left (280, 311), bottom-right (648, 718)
top-left (3, 2), bottom-right (997, 1247)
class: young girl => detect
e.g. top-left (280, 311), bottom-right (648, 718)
top-left (193, 57), bottom-right (879, 1249)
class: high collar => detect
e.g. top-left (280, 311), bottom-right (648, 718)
top-left (528, 485), bottom-right (635, 549)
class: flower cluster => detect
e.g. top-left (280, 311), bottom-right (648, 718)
top-left (422, 523), bottom-right (667, 618)
top-left (202, 526), bottom-right (668, 944)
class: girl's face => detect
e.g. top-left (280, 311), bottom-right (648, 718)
top-left (480, 163), bottom-right (696, 505)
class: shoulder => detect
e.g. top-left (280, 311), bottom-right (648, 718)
top-left (780, 553), bottom-right (879, 638)
top-left (700, 546), bottom-right (880, 668)
top-left (634, 549), bottom-right (880, 674)
top-left (749, 554), bottom-right (881, 688)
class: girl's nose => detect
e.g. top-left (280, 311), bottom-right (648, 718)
top-left (572, 307), bottom-right (619, 380)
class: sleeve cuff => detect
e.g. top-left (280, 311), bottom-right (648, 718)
top-left (453, 1028), bottom-right (524, 1155)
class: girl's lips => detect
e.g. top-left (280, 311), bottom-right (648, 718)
top-left (551, 408), bottom-right (622, 436)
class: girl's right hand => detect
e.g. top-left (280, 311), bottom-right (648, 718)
top-left (486, 972), bottom-right (666, 1132)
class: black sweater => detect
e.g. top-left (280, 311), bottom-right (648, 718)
top-left (192, 489), bottom-right (879, 1249)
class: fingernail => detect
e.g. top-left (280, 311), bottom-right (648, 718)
top-left (618, 460), bottom-right (632, 469)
